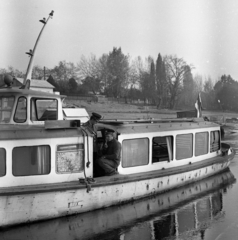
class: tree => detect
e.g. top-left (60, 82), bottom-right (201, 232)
top-left (203, 76), bottom-right (213, 93)
top-left (179, 65), bottom-right (194, 108)
top-left (214, 75), bottom-right (238, 111)
top-left (155, 53), bottom-right (167, 108)
top-left (77, 54), bottom-right (107, 94)
top-left (140, 71), bottom-right (151, 104)
top-left (81, 76), bottom-right (101, 95)
top-left (68, 78), bottom-right (78, 94)
top-left (193, 74), bottom-right (203, 93)
top-left (106, 47), bottom-right (130, 97)
top-left (51, 61), bottom-right (78, 82)
top-left (149, 60), bottom-right (156, 104)
top-left (32, 65), bottom-right (44, 79)
top-left (164, 55), bottom-right (192, 109)
top-left (0, 66), bottom-right (24, 78)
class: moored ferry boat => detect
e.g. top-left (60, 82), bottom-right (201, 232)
top-left (0, 86), bottom-right (235, 227)
top-left (0, 169), bottom-right (235, 239)
top-left (0, 11), bottom-right (235, 228)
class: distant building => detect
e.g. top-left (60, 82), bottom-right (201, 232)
top-left (13, 78), bottom-right (55, 93)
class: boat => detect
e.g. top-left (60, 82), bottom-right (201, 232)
top-left (0, 169), bottom-right (235, 239)
top-left (0, 11), bottom-right (235, 228)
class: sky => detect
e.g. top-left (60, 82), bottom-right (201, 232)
top-left (1, 0), bottom-right (238, 81)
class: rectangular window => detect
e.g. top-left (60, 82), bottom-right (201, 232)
top-left (13, 146), bottom-right (50, 176)
top-left (56, 144), bottom-right (84, 173)
top-left (122, 138), bottom-right (149, 168)
top-left (14, 97), bottom-right (27, 123)
top-left (195, 132), bottom-right (208, 156)
top-left (31, 98), bottom-right (58, 121)
top-left (152, 136), bottom-right (173, 163)
top-left (0, 148), bottom-right (6, 177)
top-left (0, 96), bottom-right (14, 123)
top-left (176, 134), bottom-right (193, 160)
top-left (210, 130), bottom-right (220, 152)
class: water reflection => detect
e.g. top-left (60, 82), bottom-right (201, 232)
top-left (0, 169), bottom-right (235, 240)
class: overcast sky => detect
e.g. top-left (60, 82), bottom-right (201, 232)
top-left (1, 0), bottom-right (238, 81)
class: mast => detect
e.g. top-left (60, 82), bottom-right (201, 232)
top-left (23, 10), bottom-right (54, 85)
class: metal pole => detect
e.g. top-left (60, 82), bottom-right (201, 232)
top-left (24, 11), bottom-right (54, 85)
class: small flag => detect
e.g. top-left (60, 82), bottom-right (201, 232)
top-left (195, 93), bottom-right (202, 118)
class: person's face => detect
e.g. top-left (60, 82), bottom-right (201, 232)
top-left (91, 118), bottom-right (98, 124)
top-left (106, 134), bottom-right (113, 142)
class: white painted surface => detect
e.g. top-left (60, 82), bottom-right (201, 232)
top-left (0, 157), bottom-right (232, 227)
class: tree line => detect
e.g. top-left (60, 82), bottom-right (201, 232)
top-left (1, 47), bottom-right (237, 111)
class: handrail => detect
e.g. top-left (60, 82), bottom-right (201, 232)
top-left (24, 11), bottom-right (54, 85)
top-left (99, 118), bottom-right (205, 125)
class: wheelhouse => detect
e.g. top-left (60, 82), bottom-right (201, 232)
top-left (0, 88), bottom-right (64, 125)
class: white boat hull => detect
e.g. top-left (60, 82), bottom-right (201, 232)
top-left (0, 152), bottom-right (233, 227)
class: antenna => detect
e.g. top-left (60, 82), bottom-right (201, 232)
top-left (23, 10), bottom-right (54, 87)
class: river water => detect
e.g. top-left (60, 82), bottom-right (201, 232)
top-left (1, 134), bottom-right (238, 240)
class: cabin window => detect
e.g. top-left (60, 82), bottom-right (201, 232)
top-left (152, 136), bottom-right (173, 163)
top-left (195, 132), bottom-right (209, 156)
top-left (0, 148), bottom-right (6, 177)
top-left (31, 98), bottom-right (58, 121)
top-left (0, 96), bottom-right (14, 123)
top-left (122, 138), bottom-right (149, 168)
top-left (12, 146), bottom-right (50, 176)
top-left (56, 144), bottom-right (84, 173)
top-left (176, 134), bottom-right (193, 160)
top-left (210, 130), bottom-right (220, 152)
top-left (14, 97), bottom-right (27, 123)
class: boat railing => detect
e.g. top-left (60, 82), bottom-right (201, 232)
top-left (99, 117), bottom-right (205, 125)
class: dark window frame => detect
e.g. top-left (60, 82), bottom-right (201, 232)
top-left (12, 145), bottom-right (51, 176)
top-left (152, 135), bottom-right (174, 163)
top-left (210, 130), bottom-right (220, 153)
top-left (31, 98), bottom-right (58, 121)
top-left (0, 148), bottom-right (6, 177)
top-left (14, 96), bottom-right (27, 123)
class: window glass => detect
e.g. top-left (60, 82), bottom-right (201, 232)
top-left (32, 99), bottom-right (57, 121)
top-left (0, 96), bottom-right (14, 123)
top-left (152, 136), bottom-right (173, 163)
top-left (56, 144), bottom-right (84, 173)
top-left (13, 146), bottom-right (50, 176)
top-left (176, 134), bottom-right (193, 160)
top-left (14, 97), bottom-right (27, 123)
top-left (195, 132), bottom-right (208, 156)
top-left (0, 148), bottom-right (6, 177)
top-left (210, 130), bottom-right (220, 152)
top-left (122, 138), bottom-right (149, 168)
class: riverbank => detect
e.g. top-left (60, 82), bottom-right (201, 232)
top-left (65, 99), bottom-right (238, 120)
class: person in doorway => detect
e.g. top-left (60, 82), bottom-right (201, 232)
top-left (83, 112), bottom-right (102, 163)
top-left (97, 132), bottom-right (121, 176)
top-left (83, 112), bottom-right (102, 136)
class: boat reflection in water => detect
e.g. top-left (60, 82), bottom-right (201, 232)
top-left (0, 169), bottom-right (235, 240)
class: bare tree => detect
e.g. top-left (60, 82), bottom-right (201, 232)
top-left (164, 55), bottom-right (192, 109)
top-left (77, 54), bottom-right (101, 79)
top-left (193, 74), bottom-right (203, 93)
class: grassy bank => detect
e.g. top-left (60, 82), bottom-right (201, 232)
top-left (65, 99), bottom-right (238, 120)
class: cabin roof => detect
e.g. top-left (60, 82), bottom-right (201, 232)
top-left (97, 119), bottom-right (220, 134)
top-left (0, 87), bottom-right (65, 98)
top-left (15, 78), bottom-right (54, 89)
top-left (0, 124), bottom-right (84, 140)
